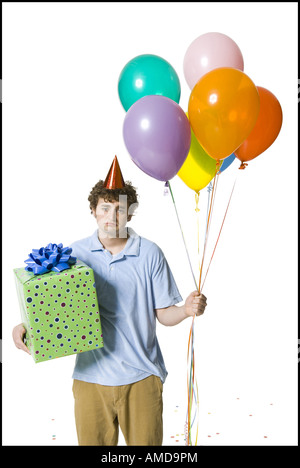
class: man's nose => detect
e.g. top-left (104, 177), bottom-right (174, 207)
top-left (107, 208), bottom-right (117, 221)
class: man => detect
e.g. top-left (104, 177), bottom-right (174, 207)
top-left (13, 156), bottom-right (207, 446)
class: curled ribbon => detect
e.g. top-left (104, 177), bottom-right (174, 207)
top-left (24, 243), bottom-right (77, 275)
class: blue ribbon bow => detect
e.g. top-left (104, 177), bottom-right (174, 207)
top-left (24, 243), bottom-right (77, 275)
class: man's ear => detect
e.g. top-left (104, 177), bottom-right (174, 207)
top-left (92, 209), bottom-right (97, 218)
top-left (128, 202), bottom-right (138, 222)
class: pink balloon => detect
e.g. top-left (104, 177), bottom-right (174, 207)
top-left (183, 32), bottom-right (244, 90)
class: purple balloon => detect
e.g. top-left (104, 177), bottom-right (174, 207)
top-left (123, 95), bottom-right (191, 181)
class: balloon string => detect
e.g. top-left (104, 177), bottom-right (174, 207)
top-left (167, 183), bottom-right (200, 445)
top-left (203, 181), bottom-right (214, 256)
top-left (186, 162), bottom-right (220, 446)
top-left (168, 181), bottom-right (198, 291)
top-left (194, 377), bottom-right (199, 446)
top-left (186, 313), bottom-right (199, 445)
top-left (196, 193), bottom-right (201, 273)
top-left (186, 315), bottom-right (194, 439)
top-left (198, 168), bottom-right (220, 293)
top-left (186, 160), bottom-right (237, 446)
top-left (206, 181), bottom-right (213, 231)
top-left (200, 174), bottom-right (239, 292)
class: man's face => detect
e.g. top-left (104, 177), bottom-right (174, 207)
top-left (93, 196), bottom-right (130, 238)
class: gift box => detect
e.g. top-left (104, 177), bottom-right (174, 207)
top-left (13, 244), bottom-right (104, 363)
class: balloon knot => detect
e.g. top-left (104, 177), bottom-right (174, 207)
top-left (239, 162), bottom-right (248, 170)
top-left (163, 181), bottom-right (169, 196)
top-left (195, 192), bottom-right (200, 212)
top-left (207, 182), bottom-right (213, 193)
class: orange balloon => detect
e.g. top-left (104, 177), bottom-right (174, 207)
top-left (188, 67), bottom-right (260, 160)
top-left (234, 86), bottom-right (282, 164)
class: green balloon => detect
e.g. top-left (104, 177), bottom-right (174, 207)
top-left (118, 54), bottom-right (181, 111)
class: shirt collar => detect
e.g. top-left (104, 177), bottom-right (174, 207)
top-left (89, 228), bottom-right (140, 257)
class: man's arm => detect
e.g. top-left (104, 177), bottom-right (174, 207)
top-left (155, 291), bottom-right (207, 326)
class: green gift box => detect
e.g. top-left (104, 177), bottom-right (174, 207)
top-left (13, 259), bottom-right (104, 363)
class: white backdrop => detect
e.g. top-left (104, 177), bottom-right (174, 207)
top-left (2, 2), bottom-right (298, 446)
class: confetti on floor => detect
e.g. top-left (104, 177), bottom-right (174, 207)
top-left (51, 418), bottom-right (56, 442)
top-left (167, 397), bottom-right (278, 445)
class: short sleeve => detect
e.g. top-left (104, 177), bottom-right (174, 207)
top-left (151, 252), bottom-right (183, 309)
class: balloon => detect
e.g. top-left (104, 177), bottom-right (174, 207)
top-left (188, 67), bottom-right (260, 161)
top-left (123, 95), bottom-right (191, 182)
top-left (234, 86), bottom-right (283, 165)
top-left (183, 32), bottom-right (244, 90)
top-left (218, 153), bottom-right (236, 173)
top-left (118, 54), bottom-right (181, 111)
top-left (178, 114), bottom-right (222, 193)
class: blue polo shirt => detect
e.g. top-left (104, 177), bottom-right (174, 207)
top-left (70, 228), bottom-right (182, 386)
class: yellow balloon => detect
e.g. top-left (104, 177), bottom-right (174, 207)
top-left (178, 115), bottom-right (222, 193)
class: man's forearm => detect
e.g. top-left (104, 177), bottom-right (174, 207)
top-left (155, 304), bottom-right (188, 326)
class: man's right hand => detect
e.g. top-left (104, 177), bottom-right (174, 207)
top-left (12, 324), bottom-right (31, 355)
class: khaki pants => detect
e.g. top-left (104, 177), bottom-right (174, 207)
top-left (72, 375), bottom-right (163, 446)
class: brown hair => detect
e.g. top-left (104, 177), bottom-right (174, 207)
top-left (88, 180), bottom-right (139, 215)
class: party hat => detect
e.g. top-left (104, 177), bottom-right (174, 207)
top-left (103, 156), bottom-right (126, 189)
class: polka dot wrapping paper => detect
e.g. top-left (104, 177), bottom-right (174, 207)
top-left (13, 260), bottom-right (104, 363)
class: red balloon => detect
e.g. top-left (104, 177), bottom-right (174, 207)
top-left (235, 86), bottom-right (283, 165)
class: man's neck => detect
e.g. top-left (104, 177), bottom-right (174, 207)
top-left (98, 229), bottom-right (129, 255)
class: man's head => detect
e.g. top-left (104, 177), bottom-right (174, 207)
top-left (88, 180), bottom-right (139, 238)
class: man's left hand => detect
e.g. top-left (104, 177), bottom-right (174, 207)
top-left (184, 291), bottom-right (207, 317)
